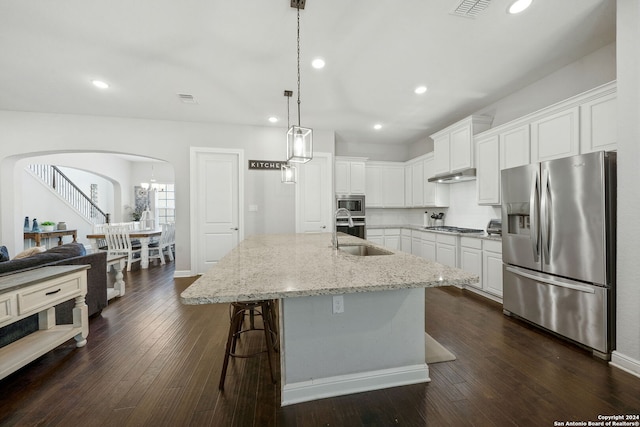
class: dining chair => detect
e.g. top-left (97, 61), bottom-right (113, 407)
top-left (148, 223), bottom-right (175, 264)
top-left (104, 224), bottom-right (141, 271)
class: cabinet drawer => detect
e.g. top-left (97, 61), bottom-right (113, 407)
top-left (401, 229), bottom-right (412, 237)
top-left (436, 234), bottom-right (457, 245)
top-left (421, 231), bottom-right (436, 242)
top-left (385, 228), bottom-right (401, 236)
top-left (483, 239), bottom-right (502, 253)
top-left (367, 229), bottom-right (384, 237)
top-left (0, 294), bottom-right (17, 326)
top-left (17, 276), bottom-right (83, 315)
top-left (460, 237), bottom-right (482, 249)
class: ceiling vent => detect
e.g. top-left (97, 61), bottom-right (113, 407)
top-left (450, 0), bottom-right (491, 18)
top-left (177, 94), bottom-right (197, 104)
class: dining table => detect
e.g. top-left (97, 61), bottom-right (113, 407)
top-left (86, 228), bottom-right (162, 269)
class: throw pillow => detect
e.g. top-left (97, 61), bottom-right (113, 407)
top-left (0, 246), bottom-right (9, 262)
top-left (12, 246), bottom-right (46, 260)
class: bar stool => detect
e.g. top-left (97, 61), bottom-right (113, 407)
top-left (218, 299), bottom-right (278, 390)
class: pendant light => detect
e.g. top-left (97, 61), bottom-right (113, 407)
top-left (281, 90), bottom-right (297, 183)
top-left (141, 164), bottom-right (158, 190)
top-left (286, 0), bottom-right (313, 164)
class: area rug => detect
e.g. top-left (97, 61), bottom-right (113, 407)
top-left (425, 333), bottom-right (456, 363)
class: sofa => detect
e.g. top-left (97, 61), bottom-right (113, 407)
top-left (0, 243), bottom-right (107, 348)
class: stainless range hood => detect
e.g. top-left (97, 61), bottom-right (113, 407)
top-left (428, 168), bottom-right (476, 183)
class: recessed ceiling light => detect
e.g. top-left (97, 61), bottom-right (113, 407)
top-left (374, 124), bottom-right (382, 130)
top-left (311, 58), bottom-right (325, 69)
top-left (508, 0), bottom-right (532, 14)
top-left (414, 85), bottom-right (428, 95)
top-left (91, 80), bottom-right (109, 89)
top-left (268, 116), bottom-right (279, 123)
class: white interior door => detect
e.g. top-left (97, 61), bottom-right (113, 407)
top-left (296, 152), bottom-right (332, 233)
top-left (192, 149), bottom-right (242, 274)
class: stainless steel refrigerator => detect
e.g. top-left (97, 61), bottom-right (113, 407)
top-left (501, 151), bottom-right (616, 358)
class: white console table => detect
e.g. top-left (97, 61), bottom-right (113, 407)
top-left (0, 265), bottom-right (89, 380)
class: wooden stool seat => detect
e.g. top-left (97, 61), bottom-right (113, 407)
top-left (219, 300), bottom-right (278, 390)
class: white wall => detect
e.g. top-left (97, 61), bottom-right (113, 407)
top-left (336, 140), bottom-right (411, 162)
top-left (476, 43), bottom-right (616, 128)
top-left (0, 113), bottom-right (335, 274)
top-left (441, 181), bottom-right (501, 230)
top-left (611, 0), bottom-right (640, 376)
top-left (57, 166), bottom-right (115, 216)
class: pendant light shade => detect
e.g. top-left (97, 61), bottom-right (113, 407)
top-left (287, 125), bottom-right (313, 163)
top-left (285, 1), bottom-right (313, 164)
top-left (281, 163), bottom-right (297, 184)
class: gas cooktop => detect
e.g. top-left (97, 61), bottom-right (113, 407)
top-left (424, 226), bottom-right (485, 234)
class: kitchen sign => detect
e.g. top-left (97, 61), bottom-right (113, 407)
top-left (248, 160), bottom-right (288, 170)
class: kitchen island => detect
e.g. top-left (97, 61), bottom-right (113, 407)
top-left (181, 233), bottom-right (476, 405)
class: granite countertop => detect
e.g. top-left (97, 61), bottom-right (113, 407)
top-left (180, 233), bottom-right (477, 304)
top-left (369, 224), bottom-right (502, 241)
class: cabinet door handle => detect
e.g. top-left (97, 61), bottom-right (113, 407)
top-left (230, 227), bottom-right (239, 231)
top-left (45, 288), bottom-right (61, 296)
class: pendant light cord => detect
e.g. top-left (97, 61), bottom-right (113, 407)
top-left (296, 4), bottom-right (301, 127)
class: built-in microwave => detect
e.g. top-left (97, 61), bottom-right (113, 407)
top-left (336, 195), bottom-right (365, 217)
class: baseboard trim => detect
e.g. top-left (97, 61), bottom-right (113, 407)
top-left (610, 351), bottom-right (640, 379)
top-left (281, 363), bottom-right (430, 407)
top-left (173, 270), bottom-right (196, 278)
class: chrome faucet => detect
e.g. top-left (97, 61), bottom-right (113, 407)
top-left (333, 208), bottom-right (354, 249)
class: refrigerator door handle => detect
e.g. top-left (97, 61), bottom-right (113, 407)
top-left (506, 266), bottom-right (596, 294)
top-left (540, 168), bottom-right (551, 264)
top-left (530, 169), bottom-right (540, 262)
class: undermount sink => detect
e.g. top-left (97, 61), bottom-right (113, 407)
top-left (338, 244), bottom-right (393, 257)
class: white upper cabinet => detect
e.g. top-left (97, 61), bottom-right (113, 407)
top-left (580, 90), bottom-right (617, 154)
top-left (335, 157), bottom-right (366, 195)
top-left (365, 162), bottom-right (404, 208)
top-left (531, 106), bottom-right (580, 162)
top-left (411, 160), bottom-right (424, 207)
top-left (500, 124), bottom-right (530, 170)
top-left (430, 115), bottom-right (493, 176)
top-left (403, 154), bottom-right (449, 208)
top-left (476, 134), bottom-right (501, 205)
top-left (433, 134), bottom-right (450, 176)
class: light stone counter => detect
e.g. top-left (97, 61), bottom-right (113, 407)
top-left (180, 232), bottom-right (477, 305)
top-left (181, 232), bottom-right (478, 407)
top-left (368, 224), bottom-right (502, 241)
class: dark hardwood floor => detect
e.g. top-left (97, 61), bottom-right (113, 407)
top-left (1, 262), bottom-right (639, 426)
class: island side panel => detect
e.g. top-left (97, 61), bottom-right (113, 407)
top-left (280, 287), bottom-right (428, 406)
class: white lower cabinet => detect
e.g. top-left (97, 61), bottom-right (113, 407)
top-left (367, 228), bottom-right (400, 251)
top-left (458, 237), bottom-right (504, 299)
top-left (482, 240), bottom-right (503, 298)
top-left (435, 234), bottom-right (457, 268)
top-left (383, 228), bottom-right (401, 251)
top-left (421, 232), bottom-right (436, 261)
top-left (401, 229), bottom-right (412, 253)
top-left (366, 229), bottom-right (384, 246)
top-left (460, 237), bottom-right (482, 290)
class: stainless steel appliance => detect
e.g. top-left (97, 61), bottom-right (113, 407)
top-left (501, 151), bottom-right (616, 358)
top-left (336, 195), bottom-right (365, 217)
top-left (336, 217), bottom-right (366, 239)
top-left (335, 195), bottom-right (366, 239)
top-left (486, 219), bottom-right (502, 236)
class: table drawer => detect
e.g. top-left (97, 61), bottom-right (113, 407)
top-left (17, 276), bottom-right (83, 315)
top-left (0, 294), bottom-right (17, 326)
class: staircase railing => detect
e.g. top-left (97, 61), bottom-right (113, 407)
top-left (28, 164), bottom-right (110, 225)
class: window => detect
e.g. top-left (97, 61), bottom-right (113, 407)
top-left (154, 184), bottom-right (175, 224)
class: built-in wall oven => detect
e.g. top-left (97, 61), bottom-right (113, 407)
top-left (336, 195), bottom-right (366, 239)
